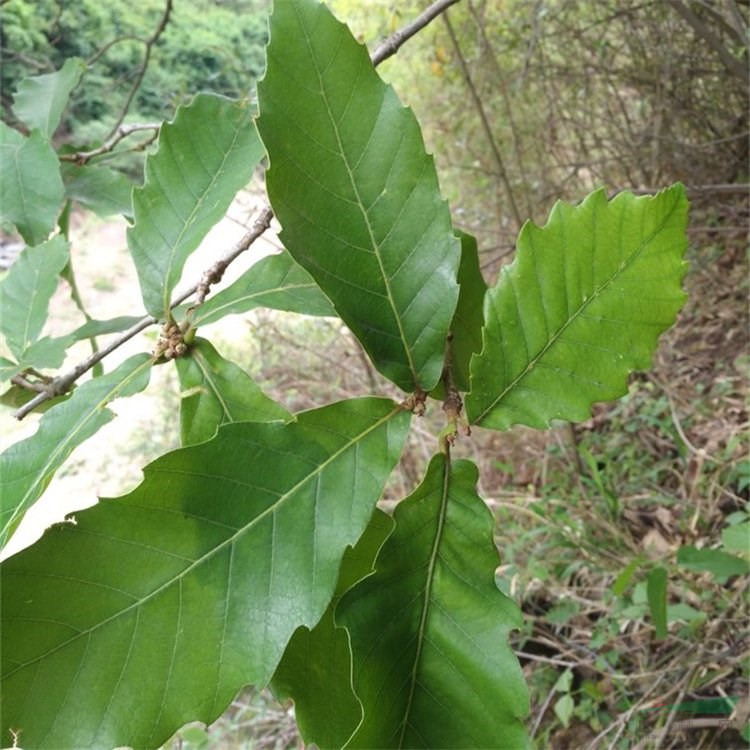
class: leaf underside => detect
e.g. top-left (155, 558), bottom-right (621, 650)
top-left (128, 93), bottom-right (264, 318)
top-left (0, 236), bottom-right (70, 359)
top-left (11, 57), bottom-right (86, 138)
top-left (0, 123), bottom-right (64, 245)
top-left (338, 454), bottom-right (529, 749)
top-left (61, 163), bottom-right (134, 219)
top-left (189, 251), bottom-right (336, 327)
top-left (175, 337), bottom-right (291, 445)
top-left (0, 354), bottom-right (153, 550)
top-left (466, 184), bottom-right (689, 430)
top-left (257, 0), bottom-right (460, 393)
top-left (0, 398), bottom-right (410, 749)
top-left (271, 509), bottom-right (394, 750)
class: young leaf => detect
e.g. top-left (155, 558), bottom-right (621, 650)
top-left (0, 398), bottom-right (410, 749)
top-left (128, 94), bottom-right (264, 318)
top-left (0, 354), bottom-right (153, 549)
top-left (646, 566), bottom-right (668, 639)
top-left (0, 123), bottom-right (64, 245)
top-left (257, 0), bottom-right (460, 393)
top-left (187, 251), bottom-right (336, 327)
top-left (337, 455), bottom-right (529, 749)
top-left (0, 236), bottom-right (69, 359)
top-left (61, 163), bottom-right (134, 218)
top-left (11, 58), bottom-right (86, 138)
top-left (175, 337), bottom-right (292, 445)
top-left (466, 184), bottom-right (689, 430)
top-left (271, 509), bottom-right (394, 749)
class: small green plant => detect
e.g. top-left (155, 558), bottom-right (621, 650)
top-left (0, 1), bottom-right (689, 748)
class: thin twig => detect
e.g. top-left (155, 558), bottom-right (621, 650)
top-left (665, 0), bottom-right (749, 84)
top-left (102, 0), bottom-right (173, 142)
top-left (652, 664), bottom-right (699, 750)
top-left (442, 13), bottom-right (523, 227)
top-left (59, 123), bottom-right (160, 165)
top-left (370, 0), bottom-right (462, 66)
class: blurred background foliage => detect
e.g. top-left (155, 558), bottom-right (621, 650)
top-left (1, 0), bottom-right (747, 748)
top-left (1, 0), bottom-right (268, 140)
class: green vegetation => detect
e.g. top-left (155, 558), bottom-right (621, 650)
top-left (1, 0), bottom-right (268, 137)
top-left (1, 0), bottom-right (747, 749)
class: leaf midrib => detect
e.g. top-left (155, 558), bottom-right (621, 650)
top-left (158, 102), bottom-right (248, 316)
top-left (2, 403), bottom-right (402, 677)
top-left (397, 455), bottom-right (451, 746)
top-left (192, 346), bottom-right (232, 424)
top-left (195, 282), bottom-right (320, 325)
top-left (295, 6), bottom-right (420, 389)
top-left (473, 198), bottom-right (679, 425)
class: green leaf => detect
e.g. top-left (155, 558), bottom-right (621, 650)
top-left (11, 58), bottom-right (86, 138)
top-left (0, 236), bottom-right (69, 359)
top-left (175, 337), bottom-right (291, 445)
top-left (646, 566), bottom-right (668, 639)
top-left (0, 354), bottom-right (152, 549)
top-left (666, 602), bottom-right (706, 626)
top-left (61, 163), bottom-right (134, 218)
top-left (257, 0), bottom-right (460, 393)
top-left (128, 94), bottom-right (264, 318)
top-left (0, 357), bottom-right (23, 382)
top-left (722, 521), bottom-right (749, 557)
top-left (612, 558), bottom-right (641, 597)
top-left (0, 123), bottom-right (64, 245)
top-left (554, 694), bottom-right (574, 728)
top-left (71, 315), bottom-right (145, 341)
top-left (450, 231), bottom-right (487, 392)
top-left (677, 545), bottom-right (750, 582)
top-left (466, 185), bottom-right (689, 430)
top-left (337, 455), bottom-right (529, 749)
top-left (9, 335), bottom-right (74, 376)
top-left (188, 251), bottom-right (336, 327)
top-left (553, 669), bottom-right (573, 693)
top-left (271, 510), bottom-right (394, 749)
top-left (0, 397), bottom-right (410, 749)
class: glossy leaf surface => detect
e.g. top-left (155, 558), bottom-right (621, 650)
top-left (272, 509), bottom-right (394, 749)
top-left (0, 398), bottom-right (410, 749)
top-left (257, 0), bottom-right (460, 392)
top-left (128, 94), bottom-right (264, 318)
top-left (0, 354), bottom-right (153, 550)
top-left (11, 58), bottom-right (86, 138)
top-left (466, 185), bottom-right (689, 430)
top-left (0, 236), bottom-right (69, 359)
top-left (175, 337), bottom-right (291, 445)
top-left (189, 251), bottom-right (335, 327)
top-left (0, 124), bottom-right (64, 245)
top-left (338, 455), bottom-right (529, 749)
